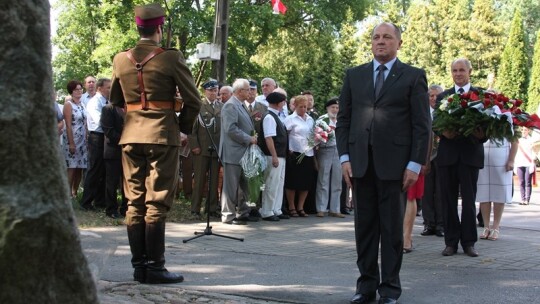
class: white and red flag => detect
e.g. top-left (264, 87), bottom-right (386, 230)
top-left (271, 0), bottom-right (287, 15)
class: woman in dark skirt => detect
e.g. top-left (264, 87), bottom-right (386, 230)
top-left (284, 95), bottom-right (316, 217)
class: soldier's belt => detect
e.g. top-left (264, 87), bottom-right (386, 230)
top-left (126, 101), bottom-right (179, 112)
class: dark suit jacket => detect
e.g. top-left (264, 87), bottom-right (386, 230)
top-left (435, 86), bottom-right (486, 168)
top-left (100, 104), bottom-right (125, 160)
top-left (336, 59), bottom-right (431, 180)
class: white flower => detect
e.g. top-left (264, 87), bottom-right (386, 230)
top-left (439, 100), bottom-right (448, 111)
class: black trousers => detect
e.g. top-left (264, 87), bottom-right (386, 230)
top-left (439, 163), bottom-right (479, 249)
top-left (105, 158), bottom-right (127, 215)
top-left (81, 132), bottom-right (106, 208)
top-left (352, 150), bottom-right (405, 299)
top-left (421, 159), bottom-right (443, 230)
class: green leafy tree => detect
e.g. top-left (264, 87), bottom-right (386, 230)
top-left (496, 9), bottom-right (528, 101)
top-left (441, 0), bottom-right (473, 78)
top-left (527, 30), bottom-right (540, 113)
top-left (400, 1), bottom-right (446, 87)
top-left (469, 0), bottom-right (503, 88)
top-left (336, 9), bottom-right (361, 83)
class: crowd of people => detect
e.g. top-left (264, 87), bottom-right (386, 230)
top-left (53, 4), bottom-right (539, 302)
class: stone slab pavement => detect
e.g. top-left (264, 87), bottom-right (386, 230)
top-left (81, 186), bottom-right (540, 303)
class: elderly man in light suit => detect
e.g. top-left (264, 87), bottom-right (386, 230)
top-left (219, 79), bottom-right (259, 225)
top-left (336, 22), bottom-right (430, 304)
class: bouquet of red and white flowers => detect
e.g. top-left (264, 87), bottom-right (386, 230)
top-left (433, 90), bottom-right (540, 144)
top-left (296, 118), bottom-right (335, 163)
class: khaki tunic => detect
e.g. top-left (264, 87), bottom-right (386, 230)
top-left (110, 39), bottom-right (201, 224)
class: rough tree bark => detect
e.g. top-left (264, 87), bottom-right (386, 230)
top-left (0, 1), bottom-right (98, 303)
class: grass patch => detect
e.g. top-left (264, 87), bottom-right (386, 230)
top-left (73, 193), bottom-right (204, 228)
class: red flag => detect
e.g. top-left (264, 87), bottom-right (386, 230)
top-left (271, 0), bottom-right (287, 15)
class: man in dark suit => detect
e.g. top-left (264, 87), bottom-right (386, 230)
top-left (336, 22), bottom-right (430, 304)
top-left (100, 103), bottom-right (127, 219)
top-left (219, 79), bottom-right (258, 225)
top-left (435, 58), bottom-right (486, 258)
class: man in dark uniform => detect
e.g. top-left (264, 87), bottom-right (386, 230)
top-left (110, 3), bottom-right (201, 284)
top-left (189, 79), bottom-right (222, 218)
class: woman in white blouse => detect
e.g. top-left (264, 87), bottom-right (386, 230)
top-left (283, 95), bottom-right (316, 217)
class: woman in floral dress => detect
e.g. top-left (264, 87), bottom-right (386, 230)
top-left (62, 80), bottom-right (87, 198)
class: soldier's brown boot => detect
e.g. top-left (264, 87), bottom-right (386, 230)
top-left (145, 221), bottom-right (184, 284)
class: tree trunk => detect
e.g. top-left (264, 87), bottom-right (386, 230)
top-left (0, 1), bottom-right (98, 303)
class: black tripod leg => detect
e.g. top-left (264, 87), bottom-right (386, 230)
top-left (211, 232), bottom-right (244, 241)
top-left (182, 113), bottom-right (244, 243)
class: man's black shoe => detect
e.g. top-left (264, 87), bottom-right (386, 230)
top-left (420, 226), bottom-right (435, 236)
top-left (224, 218), bottom-right (247, 225)
top-left (350, 292), bottom-right (376, 304)
top-left (435, 228), bottom-right (444, 237)
top-left (262, 215), bottom-right (280, 221)
top-left (442, 246), bottom-right (457, 256)
top-left (278, 214), bottom-right (290, 219)
top-left (378, 297), bottom-right (397, 304)
top-left (236, 215), bottom-right (260, 222)
top-left (249, 209), bottom-right (262, 218)
top-left (341, 209), bottom-right (352, 215)
top-left (463, 246), bottom-right (479, 257)
top-left (146, 268), bottom-right (184, 284)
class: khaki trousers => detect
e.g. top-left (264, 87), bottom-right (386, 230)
top-left (122, 144), bottom-right (179, 225)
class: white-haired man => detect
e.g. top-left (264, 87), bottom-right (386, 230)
top-left (219, 79), bottom-right (259, 225)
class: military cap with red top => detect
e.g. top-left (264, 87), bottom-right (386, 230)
top-left (134, 3), bottom-right (166, 26)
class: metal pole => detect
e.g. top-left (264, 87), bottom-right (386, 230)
top-left (215, 0), bottom-right (230, 83)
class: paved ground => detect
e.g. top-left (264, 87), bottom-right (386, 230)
top-left (82, 187), bottom-right (540, 303)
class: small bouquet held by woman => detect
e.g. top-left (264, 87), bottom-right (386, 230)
top-left (296, 119), bottom-right (335, 163)
top-left (433, 90), bottom-right (540, 144)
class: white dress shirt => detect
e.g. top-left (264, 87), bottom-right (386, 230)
top-left (86, 92), bottom-right (107, 133)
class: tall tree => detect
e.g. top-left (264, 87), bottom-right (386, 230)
top-left (336, 9), bottom-right (361, 84)
top-left (441, 0), bottom-right (473, 77)
top-left (469, 0), bottom-right (503, 88)
top-left (527, 30), bottom-right (540, 113)
top-left (401, 0), bottom-right (446, 87)
top-left (1, 1), bottom-right (97, 302)
top-left (496, 9), bottom-right (528, 100)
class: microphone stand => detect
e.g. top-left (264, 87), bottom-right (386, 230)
top-left (183, 111), bottom-right (244, 243)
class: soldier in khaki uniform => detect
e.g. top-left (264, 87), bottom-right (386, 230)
top-left (110, 3), bottom-right (201, 284)
top-left (188, 80), bottom-right (222, 217)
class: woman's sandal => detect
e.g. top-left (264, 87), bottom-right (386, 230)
top-left (480, 227), bottom-right (491, 240)
top-left (403, 241), bottom-right (414, 254)
top-left (298, 209), bottom-right (309, 217)
top-left (289, 209), bottom-right (299, 217)
top-left (488, 229), bottom-right (499, 241)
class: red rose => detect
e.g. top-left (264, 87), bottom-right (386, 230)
top-left (515, 99), bottom-right (523, 107)
top-left (460, 100), bottom-right (468, 108)
top-left (448, 97), bottom-right (453, 103)
top-left (513, 108), bottom-right (522, 114)
top-left (470, 91), bottom-right (479, 101)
